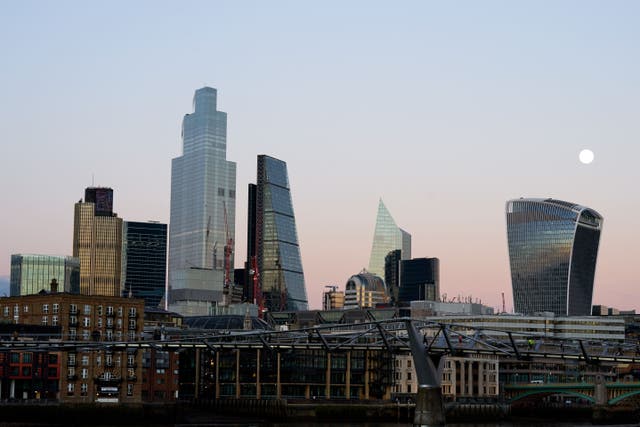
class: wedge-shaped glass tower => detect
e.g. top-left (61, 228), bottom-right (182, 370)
top-left (368, 199), bottom-right (411, 278)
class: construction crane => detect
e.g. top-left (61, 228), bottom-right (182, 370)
top-left (222, 202), bottom-right (233, 306)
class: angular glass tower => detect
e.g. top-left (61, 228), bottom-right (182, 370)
top-left (368, 199), bottom-right (411, 278)
top-left (169, 87), bottom-right (236, 314)
top-left (506, 198), bottom-right (603, 316)
top-left (251, 155), bottom-right (308, 312)
top-left (122, 221), bottom-right (167, 308)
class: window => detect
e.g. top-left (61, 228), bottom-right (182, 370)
top-left (81, 355), bottom-right (89, 366)
top-left (117, 307), bottom-right (123, 317)
top-left (68, 354), bottom-right (76, 366)
top-left (53, 303), bottom-right (59, 314)
top-left (13, 305), bottom-right (19, 315)
top-left (83, 305), bottom-right (91, 315)
top-left (96, 355), bottom-right (101, 366)
top-left (128, 331), bottom-right (136, 341)
top-left (127, 383), bottom-right (134, 396)
top-left (41, 316), bottom-right (48, 325)
top-left (97, 305), bottom-right (103, 316)
top-left (69, 329), bottom-right (77, 341)
top-left (218, 187), bottom-right (225, 196)
top-left (106, 306), bottom-right (113, 316)
top-left (117, 318), bottom-right (122, 329)
top-left (129, 319), bottom-right (136, 329)
top-left (42, 304), bottom-right (49, 314)
top-left (3, 306), bottom-right (8, 316)
top-left (128, 307), bottom-right (136, 317)
top-left (52, 315), bottom-right (58, 326)
top-left (67, 383), bottom-right (74, 394)
top-left (407, 360), bottom-right (412, 368)
top-left (82, 330), bottom-right (90, 341)
top-left (128, 355), bottom-right (135, 366)
top-left (106, 318), bottom-right (113, 328)
top-left (106, 330), bottom-right (113, 341)
top-left (23, 305), bottom-right (29, 313)
top-left (70, 304), bottom-right (77, 314)
top-left (81, 383), bottom-right (88, 396)
top-left (70, 315), bottom-right (78, 325)
top-left (83, 317), bottom-right (90, 327)
top-left (81, 368), bottom-right (88, 379)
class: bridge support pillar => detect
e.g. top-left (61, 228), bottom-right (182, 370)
top-left (413, 385), bottom-right (445, 427)
top-left (594, 375), bottom-right (607, 406)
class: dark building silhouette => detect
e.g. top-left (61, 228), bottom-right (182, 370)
top-left (384, 249), bottom-right (402, 305)
top-left (397, 258), bottom-right (439, 304)
top-left (122, 221), bottom-right (167, 308)
top-left (506, 198), bottom-right (603, 316)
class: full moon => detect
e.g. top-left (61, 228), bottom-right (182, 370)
top-left (579, 149), bottom-right (594, 164)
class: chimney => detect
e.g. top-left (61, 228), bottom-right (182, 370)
top-left (50, 278), bottom-right (59, 293)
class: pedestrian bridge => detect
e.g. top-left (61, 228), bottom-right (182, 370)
top-left (504, 381), bottom-right (640, 406)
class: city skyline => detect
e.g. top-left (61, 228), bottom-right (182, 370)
top-left (1, 2), bottom-right (640, 311)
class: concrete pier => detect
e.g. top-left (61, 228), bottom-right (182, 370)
top-left (413, 385), bottom-right (445, 427)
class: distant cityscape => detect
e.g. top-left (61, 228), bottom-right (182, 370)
top-left (2, 88), bottom-right (638, 422)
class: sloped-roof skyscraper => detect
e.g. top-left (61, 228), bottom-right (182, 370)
top-left (247, 155), bottom-right (308, 312)
top-left (368, 199), bottom-right (411, 278)
top-left (506, 198), bottom-right (603, 316)
top-left (168, 87), bottom-right (236, 315)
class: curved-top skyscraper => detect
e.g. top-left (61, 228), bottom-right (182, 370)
top-left (506, 198), bottom-right (603, 316)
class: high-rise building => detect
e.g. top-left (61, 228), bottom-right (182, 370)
top-left (248, 155), bottom-right (308, 312)
top-left (384, 249), bottom-right (402, 305)
top-left (168, 87), bottom-right (236, 315)
top-left (10, 254), bottom-right (80, 296)
top-left (397, 257), bottom-right (440, 304)
top-left (506, 198), bottom-right (603, 316)
top-left (73, 187), bottom-right (123, 297)
top-left (122, 221), bottom-right (167, 308)
top-left (368, 199), bottom-right (411, 278)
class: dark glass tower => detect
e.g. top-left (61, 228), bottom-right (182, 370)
top-left (397, 258), bottom-right (439, 304)
top-left (384, 249), bottom-right (402, 306)
top-left (122, 221), bottom-right (167, 308)
top-left (506, 198), bottom-right (603, 316)
top-left (249, 155), bottom-right (308, 312)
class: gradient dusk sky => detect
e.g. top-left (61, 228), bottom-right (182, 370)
top-left (1, 1), bottom-right (639, 311)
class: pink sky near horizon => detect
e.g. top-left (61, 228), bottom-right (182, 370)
top-left (1, 2), bottom-right (639, 312)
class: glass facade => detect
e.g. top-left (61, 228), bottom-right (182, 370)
top-left (506, 198), bottom-right (603, 316)
top-left (368, 199), bottom-right (411, 278)
top-left (169, 87), bottom-right (236, 312)
top-left (122, 221), bottom-right (167, 308)
top-left (10, 254), bottom-right (80, 296)
top-left (73, 189), bottom-right (123, 297)
top-left (255, 155), bottom-right (308, 312)
top-left (398, 257), bottom-right (440, 304)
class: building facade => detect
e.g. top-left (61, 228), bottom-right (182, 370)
top-left (122, 221), bottom-right (167, 308)
top-left (10, 254), bottom-right (80, 296)
top-left (368, 199), bottom-right (411, 278)
top-left (506, 198), bottom-right (603, 316)
top-left (250, 155), bottom-right (308, 312)
top-left (73, 187), bottom-right (123, 297)
top-left (344, 271), bottom-right (389, 310)
top-left (0, 292), bottom-right (144, 403)
top-left (396, 257), bottom-right (439, 305)
top-left (169, 87), bottom-right (236, 315)
top-left (322, 287), bottom-right (345, 310)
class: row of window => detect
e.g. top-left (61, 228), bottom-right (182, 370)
top-left (2, 304), bottom-right (137, 317)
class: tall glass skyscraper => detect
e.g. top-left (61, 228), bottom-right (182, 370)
top-left (73, 187), bottom-right (123, 296)
top-left (169, 87), bottom-right (236, 315)
top-left (368, 199), bottom-right (411, 278)
top-left (122, 221), bottom-right (167, 308)
top-left (506, 198), bottom-right (603, 316)
top-left (249, 155), bottom-right (308, 312)
top-left (10, 254), bottom-right (80, 296)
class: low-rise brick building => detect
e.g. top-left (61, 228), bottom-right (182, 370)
top-left (0, 291), bottom-right (144, 403)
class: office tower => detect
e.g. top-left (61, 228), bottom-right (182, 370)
top-left (368, 199), bottom-right (411, 278)
top-left (384, 249), bottom-right (402, 305)
top-left (344, 270), bottom-right (389, 309)
top-left (122, 221), bottom-right (167, 308)
top-left (73, 187), bottom-right (123, 296)
top-left (168, 87), bottom-right (236, 315)
top-left (248, 155), bottom-right (308, 312)
top-left (397, 257), bottom-right (440, 304)
top-left (10, 254), bottom-right (80, 296)
top-left (506, 198), bottom-right (603, 316)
